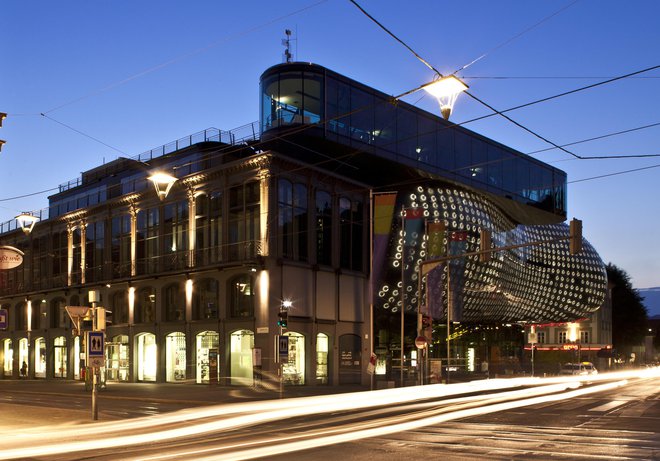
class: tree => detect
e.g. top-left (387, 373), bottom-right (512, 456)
top-left (606, 263), bottom-right (648, 350)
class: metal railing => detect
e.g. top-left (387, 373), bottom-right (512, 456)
top-left (0, 122), bottom-right (261, 234)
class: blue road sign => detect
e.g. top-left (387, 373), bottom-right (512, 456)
top-left (86, 331), bottom-right (105, 367)
top-left (0, 309), bottom-right (7, 330)
top-left (278, 335), bottom-right (289, 361)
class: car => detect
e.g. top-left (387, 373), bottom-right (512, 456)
top-left (560, 362), bottom-right (598, 375)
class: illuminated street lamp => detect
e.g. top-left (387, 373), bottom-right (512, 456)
top-left (16, 213), bottom-right (38, 235)
top-left (422, 75), bottom-right (469, 120)
top-left (148, 172), bottom-right (177, 201)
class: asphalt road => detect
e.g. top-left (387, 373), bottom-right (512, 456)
top-left (0, 372), bottom-right (658, 460)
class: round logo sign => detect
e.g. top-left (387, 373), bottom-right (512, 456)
top-left (0, 246), bottom-right (24, 269)
top-left (415, 336), bottom-right (428, 349)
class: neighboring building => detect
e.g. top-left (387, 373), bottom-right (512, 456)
top-left (0, 63), bottom-right (608, 386)
top-left (523, 282), bottom-right (613, 375)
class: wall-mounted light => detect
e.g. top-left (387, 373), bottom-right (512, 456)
top-left (148, 172), bottom-right (177, 201)
top-left (16, 213), bottom-right (38, 234)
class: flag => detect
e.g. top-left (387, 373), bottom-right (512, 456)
top-left (448, 231), bottom-right (468, 322)
top-left (403, 207), bottom-right (423, 247)
top-left (372, 192), bottom-right (397, 299)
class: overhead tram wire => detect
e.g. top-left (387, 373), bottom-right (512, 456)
top-left (347, 0), bottom-right (660, 161)
top-left (40, 113), bottom-right (127, 156)
top-left (452, 0), bottom-right (581, 75)
top-left (13, 73), bottom-right (658, 210)
top-left (527, 121), bottom-right (660, 156)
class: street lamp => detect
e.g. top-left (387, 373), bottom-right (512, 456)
top-left (16, 213), bottom-right (38, 235)
top-left (422, 75), bottom-right (469, 120)
top-left (148, 172), bottom-right (177, 201)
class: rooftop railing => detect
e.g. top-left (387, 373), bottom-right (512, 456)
top-left (0, 122), bottom-right (260, 234)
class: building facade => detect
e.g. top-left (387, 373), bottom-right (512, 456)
top-left (0, 63), bottom-right (608, 385)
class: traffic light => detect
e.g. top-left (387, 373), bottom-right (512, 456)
top-left (421, 314), bottom-right (431, 328)
top-left (479, 229), bottom-right (492, 262)
top-left (569, 218), bottom-right (582, 255)
top-left (277, 311), bottom-right (288, 328)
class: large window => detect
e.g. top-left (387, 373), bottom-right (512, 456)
top-left (111, 290), bottom-right (129, 324)
top-left (339, 197), bottom-right (364, 271)
top-left (229, 274), bottom-right (254, 318)
top-left (71, 227), bottom-right (82, 285)
top-left (196, 192), bottom-right (223, 265)
top-left (85, 220), bottom-right (105, 282)
top-left (278, 180), bottom-right (308, 261)
top-left (163, 201), bottom-right (188, 271)
top-left (315, 191), bottom-right (332, 266)
top-left (49, 298), bottom-right (68, 328)
top-left (163, 283), bottom-right (184, 321)
top-left (136, 208), bottom-right (159, 275)
top-left (260, 70), bottom-right (323, 132)
top-left (111, 214), bottom-right (132, 278)
top-left (51, 230), bottom-right (67, 287)
top-left (193, 278), bottom-right (219, 320)
top-left (228, 181), bottom-right (260, 260)
top-left (135, 287), bottom-right (156, 324)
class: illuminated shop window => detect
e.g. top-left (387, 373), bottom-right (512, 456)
top-left (283, 332), bottom-right (305, 385)
top-left (230, 330), bottom-right (254, 386)
top-left (196, 331), bottom-right (219, 384)
top-left (166, 332), bottom-right (186, 382)
top-left (316, 333), bottom-right (329, 385)
top-left (137, 333), bottom-right (157, 382)
top-left (2, 339), bottom-right (12, 376)
top-left (53, 336), bottom-right (67, 378)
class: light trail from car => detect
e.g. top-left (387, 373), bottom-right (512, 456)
top-left (0, 367), bottom-right (657, 460)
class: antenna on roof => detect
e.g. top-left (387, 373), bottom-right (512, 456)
top-left (282, 29), bottom-right (294, 63)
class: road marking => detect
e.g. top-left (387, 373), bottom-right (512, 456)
top-left (588, 400), bottom-right (628, 412)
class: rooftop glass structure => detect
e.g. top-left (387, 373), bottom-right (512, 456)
top-left (260, 63), bottom-right (567, 221)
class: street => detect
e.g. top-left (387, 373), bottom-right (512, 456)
top-left (0, 369), bottom-right (658, 460)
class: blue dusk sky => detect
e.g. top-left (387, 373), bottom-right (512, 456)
top-left (1, 1), bottom-right (659, 290)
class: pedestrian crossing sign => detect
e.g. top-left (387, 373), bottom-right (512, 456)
top-left (86, 331), bottom-right (105, 368)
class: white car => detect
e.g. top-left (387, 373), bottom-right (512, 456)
top-left (560, 362), bottom-right (598, 375)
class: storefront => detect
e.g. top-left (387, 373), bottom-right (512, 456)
top-left (196, 331), bottom-right (219, 384)
top-left (53, 336), bottom-right (67, 378)
top-left (283, 332), bottom-right (305, 385)
top-left (316, 333), bottom-right (329, 384)
top-left (34, 337), bottom-right (46, 378)
top-left (166, 332), bottom-right (186, 382)
top-left (230, 330), bottom-right (253, 385)
top-left (136, 333), bottom-right (157, 382)
top-left (2, 339), bottom-right (12, 377)
top-left (106, 334), bottom-right (129, 381)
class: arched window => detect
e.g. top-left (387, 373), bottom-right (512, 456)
top-left (111, 290), bottom-right (129, 324)
top-left (136, 333), bottom-right (157, 382)
top-left (339, 197), bottom-right (364, 271)
top-left (193, 278), bottom-right (219, 320)
top-left (166, 332), bottom-right (186, 382)
top-left (135, 287), bottom-right (155, 323)
top-left (230, 330), bottom-right (254, 385)
top-left (50, 298), bottom-right (68, 328)
top-left (315, 191), bottom-right (332, 265)
top-left (14, 302), bottom-right (26, 330)
top-left (278, 180), bottom-right (308, 261)
top-left (229, 274), bottom-right (254, 318)
top-left (163, 283), bottom-right (184, 321)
